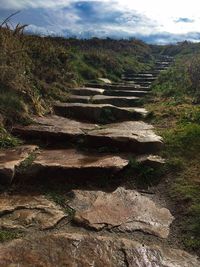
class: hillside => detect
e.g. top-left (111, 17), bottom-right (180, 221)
top-left (0, 24), bottom-right (200, 265)
top-left (0, 26), bottom-right (154, 127)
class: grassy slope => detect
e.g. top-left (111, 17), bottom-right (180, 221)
top-left (0, 27), bottom-right (154, 148)
top-left (146, 51), bottom-right (200, 254)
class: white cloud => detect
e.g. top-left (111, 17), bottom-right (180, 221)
top-left (1, 0), bottom-right (200, 43)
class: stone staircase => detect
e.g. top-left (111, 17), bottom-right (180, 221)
top-left (0, 55), bottom-right (199, 266)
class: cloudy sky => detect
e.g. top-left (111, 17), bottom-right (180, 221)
top-left (1, 0), bottom-right (200, 44)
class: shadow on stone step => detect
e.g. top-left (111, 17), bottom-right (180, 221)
top-left (10, 160), bottom-right (165, 195)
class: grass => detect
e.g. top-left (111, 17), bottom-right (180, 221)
top-left (146, 93), bottom-right (200, 253)
top-left (0, 230), bottom-right (23, 242)
top-left (17, 151), bottom-right (38, 173)
top-left (125, 158), bottom-right (163, 189)
top-left (0, 24), bottom-right (156, 127)
top-left (45, 191), bottom-right (75, 219)
top-left (0, 126), bottom-right (22, 148)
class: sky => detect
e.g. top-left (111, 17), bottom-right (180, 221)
top-left (1, 0), bottom-right (200, 44)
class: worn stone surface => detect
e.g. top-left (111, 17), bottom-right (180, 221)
top-left (0, 194), bottom-right (66, 230)
top-left (67, 95), bottom-right (91, 103)
top-left (13, 115), bottom-right (96, 142)
top-left (87, 120), bottom-right (163, 153)
top-left (104, 89), bottom-right (149, 97)
top-left (92, 95), bottom-right (140, 107)
top-left (0, 145), bottom-right (38, 184)
top-left (13, 116), bottom-right (163, 153)
top-left (136, 154), bottom-right (166, 168)
top-left (69, 87), bottom-right (105, 96)
top-left (69, 187), bottom-right (174, 238)
top-left (98, 77), bottom-right (112, 83)
top-left (0, 233), bottom-right (199, 267)
top-left (85, 83), bottom-right (141, 90)
top-left (54, 102), bottom-right (148, 123)
top-left (31, 148), bottom-right (129, 178)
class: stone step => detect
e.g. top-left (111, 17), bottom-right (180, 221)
top-left (123, 73), bottom-right (157, 78)
top-left (13, 115), bottom-right (163, 153)
top-left (69, 87), bottom-right (104, 96)
top-left (0, 145), bottom-right (38, 184)
top-left (30, 148), bottom-right (129, 179)
top-left (67, 95), bottom-right (141, 107)
top-left (122, 80), bottom-right (153, 86)
top-left (69, 187), bottom-right (174, 238)
top-left (122, 76), bottom-right (157, 82)
top-left (92, 95), bottom-right (141, 107)
top-left (54, 102), bottom-right (148, 123)
top-left (85, 83), bottom-right (140, 90)
top-left (0, 194), bottom-right (67, 230)
top-left (66, 95), bottom-right (91, 104)
top-left (1, 233), bottom-right (199, 266)
top-left (103, 90), bottom-right (149, 97)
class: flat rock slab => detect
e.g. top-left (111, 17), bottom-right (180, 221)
top-left (0, 194), bottom-right (66, 230)
top-left (136, 154), bottom-right (166, 168)
top-left (0, 145), bottom-right (38, 184)
top-left (66, 95), bottom-right (91, 103)
top-left (13, 115), bottom-right (95, 142)
top-left (98, 77), bottom-right (112, 83)
top-left (0, 233), bottom-right (199, 267)
top-left (87, 120), bottom-right (163, 153)
top-left (69, 187), bottom-right (174, 238)
top-left (85, 83), bottom-right (140, 90)
top-left (69, 87), bottom-right (104, 96)
top-left (54, 102), bottom-right (148, 123)
top-left (13, 116), bottom-right (163, 153)
top-left (92, 95), bottom-right (140, 107)
top-left (31, 148), bottom-right (129, 178)
top-left (104, 90), bottom-right (149, 97)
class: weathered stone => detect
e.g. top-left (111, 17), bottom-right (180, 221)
top-left (92, 95), bottom-right (140, 107)
top-left (0, 145), bottom-right (38, 184)
top-left (0, 233), bottom-right (199, 267)
top-left (136, 154), bottom-right (166, 168)
top-left (104, 89), bottom-right (149, 97)
top-left (13, 116), bottom-right (163, 153)
top-left (69, 187), bottom-right (174, 238)
top-left (122, 77), bottom-right (157, 82)
top-left (54, 102), bottom-right (148, 123)
top-left (13, 115), bottom-right (96, 143)
top-left (85, 83), bottom-right (140, 90)
top-left (0, 194), bottom-right (66, 230)
top-left (98, 77), bottom-right (112, 84)
top-left (31, 148), bottom-right (129, 178)
top-left (69, 87), bottom-right (104, 96)
top-left (67, 95), bottom-right (91, 103)
top-left (87, 120), bottom-right (163, 153)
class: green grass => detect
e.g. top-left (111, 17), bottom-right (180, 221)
top-left (0, 230), bottom-right (23, 242)
top-left (17, 151), bottom-right (37, 173)
top-left (125, 158), bottom-right (163, 189)
top-left (0, 126), bottom-right (22, 148)
top-left (45, 191), bottom-right (75, 219)
top-left (146, 94), bottom-right (200, 253)
top-left (0, 25), bottom-right (157, 126)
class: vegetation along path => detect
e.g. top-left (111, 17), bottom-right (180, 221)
top-left (0, 54), bottom-right (199, 266)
